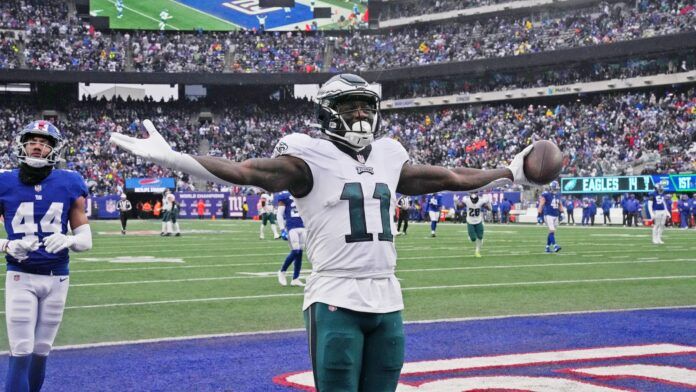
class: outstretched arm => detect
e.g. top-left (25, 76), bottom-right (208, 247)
top-left (397, 144), bottom-right (535, 196)
top-left (397, 165), bottom-right (513, 195)
top-left (110, 120), bottom-right (312, 196)
top-left (193, 155), bottom-right (311, 195)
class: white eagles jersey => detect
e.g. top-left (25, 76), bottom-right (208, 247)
top-left (259, 193), bottom-right (274, 214)
top-left (464, 195), bottom-right (490, 225)
top-left (273, 133), bottom-right (409, 313)
top-left (162, 195), bottom-right (172, 212)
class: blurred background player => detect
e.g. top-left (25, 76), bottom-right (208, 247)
top-left (276, 191), bottom-right (305, 287)
top-left (1, 120), bottom-right (92, 392)
top-left (581, 197), bottom-right (590, 226)
top-left (159, 9), bottom-right (171, 30)
top-left (538, 181), bottom-right (563, 253)
top-left (565, 197), bottom-right (575, 225)
top-left (160, 189), bottom-right (172, 236)
top-left (602, 196), bottom-right (612, 225)
top-left (427, 192), bottom-right (442, 237)
top-left (677, 194), bottom-right (690, 229)
top-left (257, 192), bottom-right (279, 239)
top-left (500, 197), bottom-right (511, 224)
top-left (117, 193), bottom-right (132, 235)
top-left (463, 192), bottom-right (491, 258)
top-left (649, 183), bottom-right (670, 244)
top-left (396, 194), bottom-right (410, 235)
top-left (167, 193), bottom-right (181, 237)
top-left (115, 0), bottom-right (123, 19)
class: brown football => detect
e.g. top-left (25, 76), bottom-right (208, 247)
top-left (523, 140), bottom-right (563, 185)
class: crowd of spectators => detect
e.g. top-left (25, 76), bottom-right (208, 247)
top-left (377, 0), bottom-right (513, 21)
top-left (1, 88), bottom-right (694, 195)
top-left (0, 1), bottom-right (693, 74)
top-left (330, 0), bottom-right (696, 72)
top-left (23, 21), bottom-right (127, 71)
top-left (0, 0), bottom-right (69, 30)
top-left (385, 53), bottom-right (696, 99)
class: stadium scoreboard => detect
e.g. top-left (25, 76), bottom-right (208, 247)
top-left (561, 174), bottom-right (696, 194)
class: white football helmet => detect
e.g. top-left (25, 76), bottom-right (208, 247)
top-left (316, 74), bottom-right (380, 150)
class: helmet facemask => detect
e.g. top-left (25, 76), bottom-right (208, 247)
top-left (14, 121), bottom-right (65, 168)
top-left (316, 74), bottom-right (381, 151)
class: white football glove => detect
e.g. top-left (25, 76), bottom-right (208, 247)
top-left (110, 120), bottom-right (232, 185)
top-left (43, 233), bottom-right (74, 254)
top-left (109, 119), bottom-right (179, 167)
top-left (506, 144), bottom-right (535, 186)
top-left (5, 238), bottom-right (40, 261)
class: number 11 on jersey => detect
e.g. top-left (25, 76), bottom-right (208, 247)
top-left (341, 182), bottom-right (393, 243)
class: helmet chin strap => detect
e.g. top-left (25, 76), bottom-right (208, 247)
top-left (23, 157), bottom-right (51, 168)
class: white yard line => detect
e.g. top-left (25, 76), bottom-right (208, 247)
top-left (1, 305), bottom-right (693, 355)
top-left (61, 256), bottom-right (694, 277)
top-left (1, 274), bottom-right (694, 312)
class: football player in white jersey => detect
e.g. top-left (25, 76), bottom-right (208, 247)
top-left (649, 183), bottom-right (670, 244)
top-left (257, 193), bottom-right (280, 239)
top-left (463, 192), bottom-right (491, 258)
top-left (110, 73), bottom-right (538, 392)
top-left (160, 189), bottom-right (172, 236)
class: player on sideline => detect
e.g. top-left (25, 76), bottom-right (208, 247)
top-left (276, 191), bottom-right (306, 287)
top-left (160, 189), bottom-right (172, 236)
top-left (2, 121), bottom-right (92, 392)
top-left (463, 192), bottom-right (491, 258)
top-left (396, 194), bottom-right (411, 235)
top-left (427, 192), bottom-right (442, 237)
top-left (649, 183), bottom-right (670, 244)
top-left (538, 180), bottom-right (564, 253)
top-left (257, 192), bottom-right (280, 240)
top-left (167, 193), bottom-right (181, 237)
top-left (117, 193), bottom-right (132, 235)
top-left (110, 73), bottom-right (538, 392)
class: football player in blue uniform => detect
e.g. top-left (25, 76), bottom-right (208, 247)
top-left (1, 121), bottom-right (92, 392)
top-left (427, 193), bottom-right (442, 237)
top-left (276, 191), bottom-right (306, 287)
top-left (538, 181), bottom-right (564, 253)
top-left (678, 194), bottom-right (690, 229)
top-left (649, 183), bottom-right (670, 244)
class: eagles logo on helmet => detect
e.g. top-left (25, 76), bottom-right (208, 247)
top-left (316, 73), bottom-right (380, 150)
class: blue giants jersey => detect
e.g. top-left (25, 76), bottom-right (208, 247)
top-left (0, 169), bottom-right (88, 274)
top-left (542, 191), bottom-right (561, 217)
top-left (650, 192), bottom-right (669, 211)
top-left (276, 191), bottom-right (304, 231)
top-left (427, 194), bottom-right (442, 212)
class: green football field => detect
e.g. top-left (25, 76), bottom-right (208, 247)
top-left (1, 220), bottom-right (694, 351)
top-left (90, 0), bottom-right (365, 31)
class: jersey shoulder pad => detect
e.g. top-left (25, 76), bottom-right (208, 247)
top-left (57, 169), bottom-right (89, 198)
top-left (272, 133), bottom-right (315, 159)
top-left (374, 137), bottom-right (409, 164)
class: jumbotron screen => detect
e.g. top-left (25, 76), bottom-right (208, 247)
top-left (90, 0), bottom-right (369, 31)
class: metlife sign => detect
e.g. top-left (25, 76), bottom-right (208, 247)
top-left (561, 174), bottom-right (696, 194)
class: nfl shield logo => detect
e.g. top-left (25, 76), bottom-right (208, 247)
top-left (13, 275), bottom-right (19, 281)
top-left (357, 154), bottom-right (365, 164)
top-left (34, 185), bottom-right (42, 192)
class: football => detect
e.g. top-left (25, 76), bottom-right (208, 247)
top-left (523, 140), bottom-right (563, 185)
